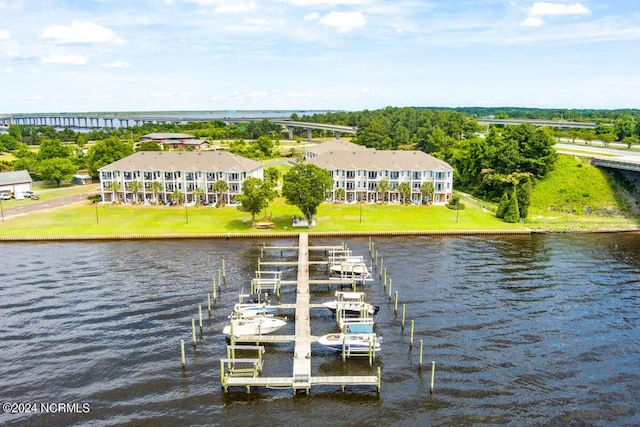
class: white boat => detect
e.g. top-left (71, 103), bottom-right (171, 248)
top-left (317, 333), bottom-right (381, 354)
top-left (231, 302), bottom-right (278, 318)
top-left (322, 291), bottom-right (379, 317)
top-left (223, 316), bottom-right (287, 337)
top-left (322, 299), bottom-right (379, 317)
top-left (329, 259), bottom-right (371, 280)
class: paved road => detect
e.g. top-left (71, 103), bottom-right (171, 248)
top-left (2, 191), bottom-right (95, 220)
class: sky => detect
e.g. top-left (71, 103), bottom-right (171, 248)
top-left (0, 0), bottom-right (639, 113)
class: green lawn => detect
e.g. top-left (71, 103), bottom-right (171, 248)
top-left (0, 195), bottom-right (526, 237)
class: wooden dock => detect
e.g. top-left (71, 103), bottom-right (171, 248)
top-left (220, 234), bottom-right (380, 394)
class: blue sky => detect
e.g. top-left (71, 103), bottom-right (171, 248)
top-left (0, 0), bottom-right (638, 113)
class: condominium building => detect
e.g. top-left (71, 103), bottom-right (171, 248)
top-left (307, 148), bottom-right (453, 205)
top-left (98, 151), bottom-right (263, 205)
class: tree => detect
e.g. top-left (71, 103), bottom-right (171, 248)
top-left (420, 181), bottom-right (435, 205)
top-left (0, 134), bottom-right (19, 152)
top-left (376, 179), bottom-right (390, 203)
top-left (193, 187), bottom-right (205, 206)
top-left (85, 137), bottom-right (134, 177)
top-left (107, 180), bottom-right (122, 203)
top-left (335, 187), bottom-right (345, 203)
top-left (236, 177), bottom-right (277, 227)
top-left (264, 167), bottom-right (280, 187)
top-left (137, 140), bottom-right (162, 151)
top-left (213, 179), bottom-right (229, 207)
top-left (503, 188), bottom-right (520, 223)
top-left (149, 181), bottom-right (163, 204)
top-left (282, 163), bottom-right (333, 227)
top-left (496, 191), bottom-right (509, 219)
top-left (397, 182), bottom-right (411, 204)
top-left (622, 135), bottom-right (639, 149)
top-left (38, 138), bottom-right (71, 160)
top-left (614, 115), bottom-right (636, 141)
top-left (38, 158), bottom-right (77, 187)
top-left (171, 189), bottom-right (184, 205)
top-left (128, 180), bottom-right (142, 203)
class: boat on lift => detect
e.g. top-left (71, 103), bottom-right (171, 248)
top-left (223, 316), bottom-right (287, 337)
top-left (317, 332), bottom-right (381, 354)
top-left (321, 291), bottom-right (379, 317)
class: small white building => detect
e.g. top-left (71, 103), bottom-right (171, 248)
top-left (0, 170), bottom-right (33, 197)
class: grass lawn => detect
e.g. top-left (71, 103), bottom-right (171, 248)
top-left (0, 194), bottom-right (526, 237)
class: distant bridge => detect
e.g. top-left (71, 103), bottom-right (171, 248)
top-left (0, 114), bottom-right (358, 140)
top-left (590, 156), bottom-right (640, 173)
top-left (477, 118), bottom-right (608, 129)
top-left (1, 113), bottom-right (610, 137)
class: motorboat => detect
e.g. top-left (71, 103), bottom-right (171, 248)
top-left (322, 291), bottom-right (379, 317)
top-left (223, 316), bottom-right (287, 337)
top-left (317, 332), bottom-right (381, 354)
top-left (230, 302), bottom-right (279, 318)
top-left (328, 250), bottom-right (372, 281)
top-left (329, 259), bottom-right (371, 280)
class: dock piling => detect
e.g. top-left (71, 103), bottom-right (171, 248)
top-left (402, 304), bottom-right (406, 328)
top-left (191, 319), bottom-right (196, 347)
top-left (430, 361), bottom-right (436, 393)
top-left (180, 339), bottom-right (186, 368)
top-left (208, 293), bottom-right (212, 315)
top-left (199, 305), bottom-right (203, 333)
top-left (419, 340), bottom-right (423, 368)
top-left (410, 320), bottom-right (414, 348)
top-left (394, 291), bottom-right (398, 314)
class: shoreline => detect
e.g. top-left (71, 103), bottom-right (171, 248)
top-left (1, 228), bottom-right (638, 242)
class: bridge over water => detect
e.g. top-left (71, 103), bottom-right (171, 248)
top-left (0, 114), bottom-right (358, 140)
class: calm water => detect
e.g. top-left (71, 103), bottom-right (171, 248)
top-left (1, 234), bottom-right (639, 426)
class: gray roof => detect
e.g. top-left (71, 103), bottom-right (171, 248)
top-left (306, 139), bottom-right (366, 156)
top-left (99, 151), bottom-right (264, 173)
top-left (0, 170), bottom-right (33, 185)
top-left (141, 133), bottom-right (195, 140)
top-left (307, 150), bottom-right (453, 171)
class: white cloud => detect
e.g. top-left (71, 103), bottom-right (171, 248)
top-left (320, 11), bottom-right (366, 31)
top-left (41, 21), bottom-right (125, 44)
top-left (5, 67), bottom-right (13, 73)
top-left (285, 0), bottom-right (372, 5)
top-left (530, 2), bottom-right (590, 17)
top-left (522, 2), bottom-right (590, 26)
top-left (186, 0), bottom-right (258, 13)
top-left (101, 60), bottom-right (132, 68)
top-left (0, 29), bottom-right (9, 40)
top-left (41, 54), bottom-right (88, 65)
top-left (522, 16), bottom-right (544, 27)
top-left (305, 12), bottom-right (320, 20)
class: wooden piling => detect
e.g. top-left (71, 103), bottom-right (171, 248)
top-left (207, 293), bottom-right (212, 315)
top-left (394, 291), bottom-right (398, 314)
top-left (212, 279), bottom-right (217, 300)
top-left (401, 304), bottom-right (406, 328)
top-left (222, 259), bottom-right (226, 283)
top-left (430, 361), bottom-right (435, 393)
top-left (419, 340), bottom-right (423, 368)
top-left (199, 305), bottom-right (203, 333)
top-left (218, 269), bottom-right (222, 287)
top-left (180, 339), bottom-right (186, 368)
top-left (410, 320), bottom-right (414, 348)
top-left (191, 319), bottom-right (196, 346)
top-left (388, 278), bottom-right (392, 300)
top-left (379, 259), bottom-right (383, 279)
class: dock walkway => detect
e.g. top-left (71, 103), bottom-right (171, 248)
top-left (221, 234), bottom-right (380, 394)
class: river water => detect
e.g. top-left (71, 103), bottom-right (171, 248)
top-left (1, 234), bottom-right (639, 426)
